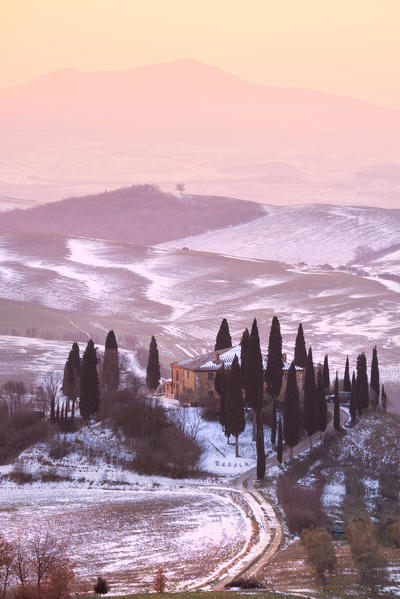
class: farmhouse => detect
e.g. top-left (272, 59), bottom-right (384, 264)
top-left (167, 345), bottom-right (303, 406)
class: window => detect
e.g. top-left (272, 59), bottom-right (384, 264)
top-left (208, 372), bottom-right (214, 381)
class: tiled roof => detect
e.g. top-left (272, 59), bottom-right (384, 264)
top-left (171, 345), bottom-right (303, 372)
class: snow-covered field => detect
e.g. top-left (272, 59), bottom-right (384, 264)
top-left (0, 232), bottom-right (398, 414)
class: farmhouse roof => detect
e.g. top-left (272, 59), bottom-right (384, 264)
top-left (171, 345), bottom-right (302, 372)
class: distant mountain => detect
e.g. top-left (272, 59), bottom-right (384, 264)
top-left (1, 58), bottom-right (398, 148)
top-left (0, 184), bottom-right (264, 245)
top-left (1, 58), bottom-right (399, 207)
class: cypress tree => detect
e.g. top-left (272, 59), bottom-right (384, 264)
top-left (215, 365), bottom-right (228, 431)
top-left (277, 417), bottom-right (283, 464)
top-left (370, 346), bottom-right (380, 408)
top-left (101, 330), bottom-right (120, 395)
top-left (381, 384), bottom-right (387, 413)
top-left (215, 318), bottom-right (232, 351)
top-left (350, 371), bottom-right (357, 423)
top-left (146, 336), bottom-right (160, 392)
top-left (343, 356), bottom-right (351, 392)
top-left (294, 323), bottom-right (307, 368)
top-left (283, 361), bottom-right (300, 460)
top-left (226, 356), bottom-right (245, 457)
top-left (333, 372), bottom-right (340, 431)
top-left (317, 366), bottom-right (328, 440)
top-left (62, 342), bottom-right (80, 419)
top-left (265, 316), bottom-right (283, 403)
top-left (323, 354), bottom-right (330, 392)
top-left (80, 339), bottom-right (99, 420)
top-left (240, 328), bottom-right (250, 389)
top-left (245, 319), bottom-right (265, 479)
top-left (271, 399), bottom-right (277, 445)
top-left (304, 347), bottom-right (318, 450)
top-left (356, 352), bottom-right (369, 414)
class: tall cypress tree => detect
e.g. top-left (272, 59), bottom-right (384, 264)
top-left (245, 319), bottom-right (265, 479)
top-left (304, 347), bottom-right (318, 450)
top-left (323, 354), bottom-right (330, 393)
top-left (316, 366), bottom-right (328, 440)
top-left (101, 330), bottom-right (120, 395)
top-left (80, 339), bottom-right (99, 421)
top-left (146, 336), bottom-right (160, 392)
top-left (343, 356), bottom-right (351, 392)
top-left (356, 352), bottom-right (369, 415)
top-left (294, 323), bottom-right (307, 368)
top-left (265, 316), bottom-right (283, 403)
top-left (240, 328), bottom-right (250, 390)
top-left (381, 384), bottom-right (387, 413)
top-left (333, 372), bottom-right (340, 431)
top-left (226, 356), bottom-right (245, 457)
top-left (370, 346), bottom-right (380, 409)
top-left (283, 361), bottom-right (300, 460)
top-left (215, 364), bottom-right (228, 431)
top-left (350, 371), bottom-right (357, 423)
top-left (277, 417), bottom-right (283, 464)
top-left (215, 318), bottom-right (232, 351)
top-left (62, 341), bottom-right (81, 420)
top-left (271, 399), bottom-right (277, 445)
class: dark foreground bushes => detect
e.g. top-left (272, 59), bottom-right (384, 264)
top-left (112, 389), bottom-right (202, 477)
top-left (0, 409), bottom-right (52, 464)
top-left (277, 473), bottom-right (327, 535)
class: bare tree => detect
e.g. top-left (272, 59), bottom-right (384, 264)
top-left (175, 183), bottom-right (185, 195)
top-left (0, 381), bottom-right (27, 415)
top-left (30, 532), bottom-right (68, 589)
top-left (13, 541), bottom-right (30, 587)
top-left (0, 535), bottom-right (15, 599)
top-left (41, 373), bottom-right (62, 421)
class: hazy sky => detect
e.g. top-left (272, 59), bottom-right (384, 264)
top-left (2, 0), bottom-right (400, 108)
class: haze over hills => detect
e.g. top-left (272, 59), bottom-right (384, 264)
top-left (1, 59), bottom-right (399, 206)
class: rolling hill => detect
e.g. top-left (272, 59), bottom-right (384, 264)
top-left (0, 184), bottom-right (263, 245)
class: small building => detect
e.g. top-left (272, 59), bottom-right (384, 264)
top-left (167, 345), bottom-right (303, 406)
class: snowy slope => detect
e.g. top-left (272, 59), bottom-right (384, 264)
top-left (160, 204), bottom-right (400, 268)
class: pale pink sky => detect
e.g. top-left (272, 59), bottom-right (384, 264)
top-left (1, 0), bottom-right (400, 108)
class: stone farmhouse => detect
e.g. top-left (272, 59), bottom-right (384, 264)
top-left (163, 345), bottom-right (304, 406)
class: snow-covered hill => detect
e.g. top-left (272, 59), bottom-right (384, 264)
top-left (160, 204), bottom-right (400, 269)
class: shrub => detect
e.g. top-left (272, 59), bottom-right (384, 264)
top-left (9, 464), bottom-right (37, 485)
top-left (201, 405), bottom-right (220, 421)
top-left (301, 527), bottom-right (336, 588)
top-left (345, 516), bottom-right (387, 592)
top-left (153, 568), bottom-right (166, 593)
top-left (0, 411), bottom-right (52, 464)
top-left (94, 575), bottom-right (109, 595)
top-left (49, 440), bottom-right (73, 460)
top-left (226, 577), bottom-right (264, 589)
top-left (277, 474), bottom-right (327, 535)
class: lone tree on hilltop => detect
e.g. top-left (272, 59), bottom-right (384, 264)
top-left (350, 371), bottom-right (357, 423)
top-left (226, 355), bottom-right (245, 457)
top-left (240, 328), bottom-right (250, 389)
top-left (80, 339), bottom-right (99, 420)
top-left (304, 347), bottom-right (318, 450)
top-left (94, 576), bottom-right (110, 596)
top-left (215, 318), bottom-right (232, 351)
top-left (62, 341), bottom-right (81, 420)
top-left (323, 354), bottom-right (330, 393)
top-left (343, 356), bottom-right (351, 392)
top-left (333, 372), bottom-right (340, 431)
top-left (370, 346), bottom-right (380, 408)
top-left (146, 336), bottom-right (160, 392)
top-left (294, 323), bottom-right (307, 368)
top-left (245, 319), bottom-right (265, 479)
top-left (316, 365), bottom-right (328, 441)
top-left (100, 330), bottom-right (120, 395)
top-left (356, 352), bottom-right (369, 415)
top-left (283, 361), bottom-right (300, 460)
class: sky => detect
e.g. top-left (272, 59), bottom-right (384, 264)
top-left (1, 0), bottom-right (400, 108)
